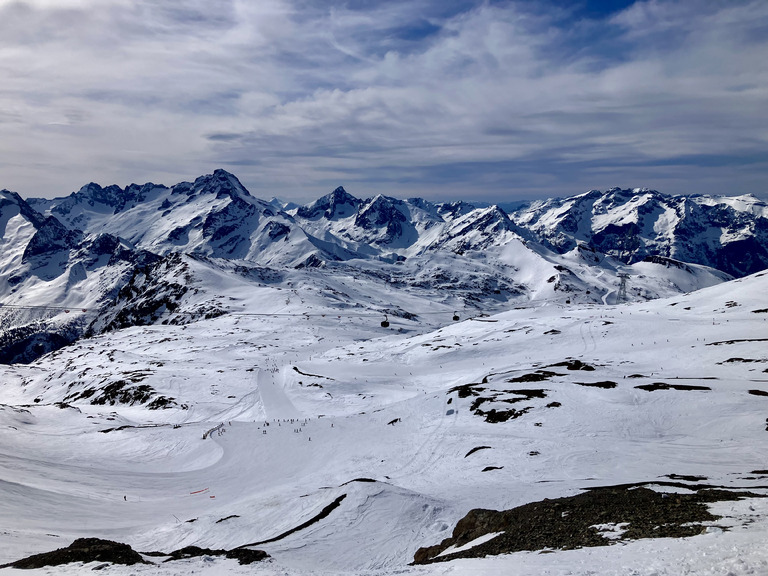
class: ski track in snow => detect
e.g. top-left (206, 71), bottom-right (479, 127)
top-left (256, 369), bottom-right (302, 421)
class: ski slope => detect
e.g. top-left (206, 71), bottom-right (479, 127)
top-left (1, 271), bottom-right (768, 575)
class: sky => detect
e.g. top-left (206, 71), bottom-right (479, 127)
top-left (0, 0), bottom-right (766, 203)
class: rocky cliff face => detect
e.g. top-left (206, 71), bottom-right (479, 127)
top-left (510, 188), bottom-right (768, 278)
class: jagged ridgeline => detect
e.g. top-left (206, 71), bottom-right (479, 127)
top-left (512, 188), bottom-right (768, 278)
top-left (1, 171), bottom-right (765, 363)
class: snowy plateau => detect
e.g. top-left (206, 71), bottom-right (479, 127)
top-left (0, 169), bottom-right (767, 575)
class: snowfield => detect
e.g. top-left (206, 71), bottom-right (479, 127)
top-left (1, 263), bottom-right (768, 575)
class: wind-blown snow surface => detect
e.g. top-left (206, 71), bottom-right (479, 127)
top-left (2, 271), bottom-right (768, 575)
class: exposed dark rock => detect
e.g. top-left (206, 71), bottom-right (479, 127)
top-left (635, 383), bottom-right (711, 392)
top-left (0, 229), bottom-right (161, 365)
top-left (225, 548), bottom-right (270, 565)
top-left (550, 359), bottom-right (596, 371)
top-left (354, 195), bottom-right (409, 245)
top-left (465, 446), bottom-right (492, 458)
top-left (477, 406), bottom-right (531, 423)
top-left (340, 478), bottom-right (377, 485)
top-left (707, 338), bottom-right (768, 346)
top-left (22, 216), bottom-right (82, 263)
top-left (162, 546), bottom-right (268, 565)
top-left (64, 380), bottom-right (175, 409)
top-left (575, 381), bottom-right (617, 389)
top-left (508, 371), bottom-right (562, 383)
top-left (508, 389), bottom-right (548, 399)
top-left (296, 186), bottom-right (361, 220)
top-left (448, 384), bottom-right (485, 398)
top-left (0, 326), bottom-right (81, 365)
top-left (413, 485), bottom-right (762, 565)
top-left (237, 494), bottom-right (347, 548)
top-left (88, 253), bottom-right (190, 334)
top-left (292, 366), bottom-right (334, 379)
top-left (295, 253), bottom-right (325, 269)
top-left (665, 474), bottom-right (707, 482)
top-left (1, 538), bottom-right (147, 569)
top-left (99, 425), bottom-right (133, 433)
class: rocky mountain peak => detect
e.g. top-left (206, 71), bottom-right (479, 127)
top-left (436, 200), bottom-right (477, 220)
top-left (1, 189), bottom-right (47, 229)
top-left (355, 195), bottom-right (406, 228)
top-left (451, 205), bottom-right (515, 237)
top-left (189, 169), bottom-right (252, 200)
top-left (21, 216), bottom-right (83, 262)
top-left (74, 182), bottom-right (127, 210)
top-left (296, 186), bottom-right (361, 220)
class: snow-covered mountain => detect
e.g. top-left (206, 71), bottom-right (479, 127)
top-left (0, 190), bottom-right (160, 362)
top-left (27, 170), bottom-right (328, 269)
top-left (510, 187), bottom-right (768, 278)
top-left (27, 174), bottom-right (767, 280)
top-left (6, 172), bottom-right (750, 366)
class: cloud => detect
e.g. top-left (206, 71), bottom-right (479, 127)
top-left (0, 0), bottom-right (766, 202)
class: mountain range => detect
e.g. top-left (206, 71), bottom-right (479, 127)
top-left (512, 187), bottom-right (768, 278)
top-left (2, 169), bottom-right (763, 362)
top-left (18, 170), bottom-right (766, 277)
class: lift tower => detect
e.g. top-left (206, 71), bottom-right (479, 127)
top-left (617, 273), bottom-right (630, 303)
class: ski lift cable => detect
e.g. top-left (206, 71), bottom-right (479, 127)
top-left (0, 303), bottom-right (88, 312)
top-left (0, 303), bottom-right (482, 318)
top-left (0, 292), bottom-right (585, 321)
top-left (0, 304), bottom-right (464, 320)
top-left (0, 298), bottom-right (570, 320)
top-left (200, 310), bottom-right (470, 320)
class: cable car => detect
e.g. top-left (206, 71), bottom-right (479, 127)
top-left (381, 315), bottom-right (389, 328)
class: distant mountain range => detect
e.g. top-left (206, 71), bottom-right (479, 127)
top-left (23, 171), bottom-right (766, 278)
top-left (511, 187), bottom-right (768, 278)
top-left (1, 169), bottom-right (764, 362)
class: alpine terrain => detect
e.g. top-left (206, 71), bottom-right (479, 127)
top-left (1, 170), bottom-right (767, 575)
